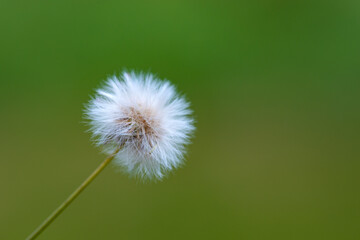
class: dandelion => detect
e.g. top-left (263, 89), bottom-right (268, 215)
top-left (26, 71), bottom-right (195, 239)
top-left (86, 71), bottom-right (195, 180)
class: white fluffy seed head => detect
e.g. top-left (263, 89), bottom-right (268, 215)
top-left (85, 71), bottom-right (195, 180)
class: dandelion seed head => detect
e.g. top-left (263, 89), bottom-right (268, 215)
top-left (85, 71), bottom-right (195, 180)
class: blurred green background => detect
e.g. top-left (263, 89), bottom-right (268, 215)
top-left (1, 0), bottom-right (360, 239)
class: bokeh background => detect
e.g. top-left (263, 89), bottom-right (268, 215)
top-left (1, 1), bottom-right (360, 239)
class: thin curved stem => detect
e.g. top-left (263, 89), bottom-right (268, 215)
top-left (26, 147), bottom-right (121, 240)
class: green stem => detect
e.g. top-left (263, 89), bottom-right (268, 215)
top-left (26, 147), bottom-right (121, 240)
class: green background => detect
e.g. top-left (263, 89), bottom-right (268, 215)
top-left (1, 1), bottom-right (360, 239)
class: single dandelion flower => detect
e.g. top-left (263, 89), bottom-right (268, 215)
top-left (26, 71), bottom-right (195, 240)
top-left (86, 71), bottom-right (195, 180)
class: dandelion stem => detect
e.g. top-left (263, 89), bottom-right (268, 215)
top-left (26, 147), bottom-right (121, 240)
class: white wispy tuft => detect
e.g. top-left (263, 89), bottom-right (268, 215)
top-left (85, 71), bottom-right (195, 180)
